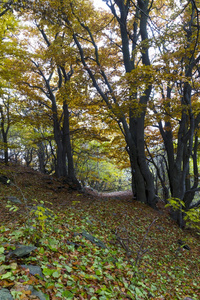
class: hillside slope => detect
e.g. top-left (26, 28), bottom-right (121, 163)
top-left (0, 162), bottom-right (199, 300)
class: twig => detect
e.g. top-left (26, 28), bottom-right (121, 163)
top-left (134, 218), bottom-right (158, 270)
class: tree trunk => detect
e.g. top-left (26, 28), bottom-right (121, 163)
top-left (53, 116), bottom-right (67, 178)
top-left (118, 0), bottom-right (157, 208)
top-left (63, 101), bottom-right (81, 189)
top-left (120, 107), bottom-right (156, 208)
top-left (127, 118), bottom-right (157, 208)
top-left (3, 135), bottom-right (8, 165)
top-left (0, 104), bottom-right (9, 165)
top-left (37, 142), bottom-right (46, 173)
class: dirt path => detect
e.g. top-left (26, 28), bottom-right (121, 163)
top-left (99, 190), bottom-right (133, 198)
top-left (84, 188), bottom-right (133, 199)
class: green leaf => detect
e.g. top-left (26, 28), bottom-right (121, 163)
top-left (127, 291), bottom-right (134, 299)
top-left (64, 265), bottom-right (72, 273)
top-left (62, 290), bottom-right (74, 298)
top-left (39, 247), bottom-right (45, 254)
top-left (0, 246), bottom-right (4, 254)
top-left (42, 267), bottom-right (54, 276)
top-left (135, 287), bottom-right (144, 296)
top-left (1, 271), bottom-right (12, 279)
top-left (95, 269), bottom-right (102, 276)
top-left (52, 270), bottom-right (61, 278)
top-left (10, 262), bottom-right (18, 270)
top-left (0, 254), bottom-right (5, 263)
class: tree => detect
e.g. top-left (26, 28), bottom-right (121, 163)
top-left (147, 0), bottom-right (200, 226)
top-left (0, 89), bottom-right (12, 163)
top-left (0, 7), bottom-right (20, 163)
top-left (62, 0), bottom-right (157, 207)
top-left (12, 20), bottom-right (82, 188)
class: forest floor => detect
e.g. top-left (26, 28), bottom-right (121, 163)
top-left (0, 162), bottom-right (200, 300)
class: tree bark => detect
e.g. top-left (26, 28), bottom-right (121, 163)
top-left (37, 142), bottom-right (46, 173)
top-left (63, 101), bottom-right (81, 188)
top-left (0, 104), bottom-right (10, 165)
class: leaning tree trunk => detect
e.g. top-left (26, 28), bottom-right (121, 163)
top-left (126, 108), bottom-right (157, 208)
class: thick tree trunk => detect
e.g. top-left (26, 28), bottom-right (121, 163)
top-left (63, 101), bottom-right (81, 189)
top-left (52, 100), bottom-right (81, 189)
top-left (124, 112), bottom-right (157, 208)
top-left (122, 0), bottom-right (156, 209)
top-left (3, 136), bottom-right (8, 165)
top-left (159, 60), bottom-right (197, 227)
top-left (53, 117), bottom-right (67, 178)
top-left (127, 136), bottom-right (157, 208)
top-left (24, 148), bottom-right (33, 167)
top-left (0, 105), bottom-right (9, 165)
top-left (37, 142), bottom-right (46, 173)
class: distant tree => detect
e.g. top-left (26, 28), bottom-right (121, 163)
top-left (74, 140), bottom-right (131, 192)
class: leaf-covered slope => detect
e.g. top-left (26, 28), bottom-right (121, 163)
top-left (0, 162), bottom-right (199, 299)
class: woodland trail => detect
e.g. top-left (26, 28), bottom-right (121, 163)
top-left (99, 190), bottom-right (133, 198)
top-left (86, 189), bottom-right (133, 199)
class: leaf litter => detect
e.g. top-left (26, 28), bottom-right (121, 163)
top-left (0, 163), bottom-right (200, 299)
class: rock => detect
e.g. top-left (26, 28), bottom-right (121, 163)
top-left (0, 288), bottom-right (13, 300)
top-left (177, 239), bottom-right (191, 250)
top-left (21, 265), bottom-right (44, 278)
top-left (29, 286), bottom-right (47, 300)
top-left (7, 196), bottom-right (22, 204)
top-left (82, 231), bottom-right (107, 249)
top-left (10, 284), bottom-right (47, 300)
top-left (9, 245), bottom-right (37, 258)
